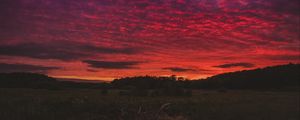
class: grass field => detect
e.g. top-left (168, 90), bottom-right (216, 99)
top-left (0, 88), bottom-right (299, 120)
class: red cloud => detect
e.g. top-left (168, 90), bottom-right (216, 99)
top-left (0, 0), bottom-right (299, 80)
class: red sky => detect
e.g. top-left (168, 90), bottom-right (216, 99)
top-left (0, 0), bottom-right (299, 81)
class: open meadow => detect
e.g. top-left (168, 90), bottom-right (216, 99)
top-left (0, 88), bottom-right (299, 120)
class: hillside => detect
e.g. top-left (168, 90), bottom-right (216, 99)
top-left (57, 78), bottom-right (108, 83)
top-left (192, 63), bottom-right (300, 90)
top-left (0, 72), bottom-right (108, 89)
top-left (0, 72), bottom-right (57, 88)
top-left (112, 64), bottom-right (300, 90)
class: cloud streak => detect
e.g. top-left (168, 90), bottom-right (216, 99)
top-left (214, 63), bottom-right (255, 68)
top-left (83, 60), bottom-right (142, 69)
top-left (0, 63), bottom-right (60, 73)
top-left (163, 67), bottom-right (196, 72)
top-left (0, 42), bottom-right (140, 61)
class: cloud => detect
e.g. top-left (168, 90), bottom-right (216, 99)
top-left (163, 67), bottom-right (197, 72)
top-left (0, 42), bottom-right (140, 61)
top-left (87, 69), bottom-right (98, 72)
top-left (82, 45), bottom-right (139, 55)
top-left (0, 0), bottom-right (299, 79)
top-left (214, 62), bottom-right (255, 68)
top-left (0, 63), bottom-right (60, 73)
top-left (0, 43), bottom-right (86, 61)
top-left (83, 60), bottom-right (141, 69)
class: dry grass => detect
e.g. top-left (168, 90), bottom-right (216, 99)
top-left (0, 88), bottom-right (299, 120)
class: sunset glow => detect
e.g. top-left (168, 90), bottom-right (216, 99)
top-left (0, 0), bottom-right (299, 81)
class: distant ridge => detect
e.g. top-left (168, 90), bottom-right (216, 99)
top-left (56, 78), bottom-right (108, 83)
top-left (111, 63), bottom-right (300, 90)
top-left (194, 63), bottom-right (300, 89)
top-left (0, 72), bottom-right (108, 89)
top-left (0, 72), bottom-right (57, 88)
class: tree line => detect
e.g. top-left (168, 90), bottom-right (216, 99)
top-left (1, 64), bottom-right (299, 93)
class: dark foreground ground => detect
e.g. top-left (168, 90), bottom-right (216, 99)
top-left (0, 88), bottom-right (299, 120)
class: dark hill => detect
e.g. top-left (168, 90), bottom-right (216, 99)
top-left (0, 72), bottom-right (57, 88)
top-left (111, 64), bottom-right (300, 90)
top-left (0, 72), bottom-right (108, 89)
top-left (57, 78), bottom-right (108, 83)
top-left (192, 63), bottom-right (300, 90)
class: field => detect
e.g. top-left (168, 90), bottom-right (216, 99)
top-left (0, 88), bottom-right (299, 120)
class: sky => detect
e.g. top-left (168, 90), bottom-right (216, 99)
top-left (0, 0), bottom-right (299, 81)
